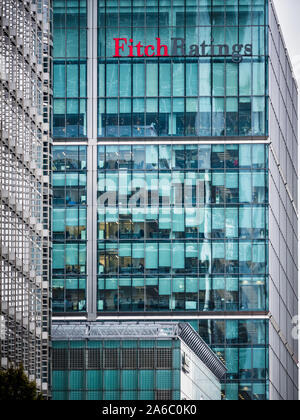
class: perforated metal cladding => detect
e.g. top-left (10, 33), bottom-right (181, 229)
top-left (156, 348), bottom-right (173, 369)
top-left (103, 348), bottom-right (119, 369)
top-left (139, 348), bottom-right (155, 369)
top-left (155, 390), bottom-right (172, 400)
top-left (53, 348), bottom-right (69, 370)
top-left (87, 348), bottom-right (102, 369)
top-left (53, 345), bottom-right (174, 370)
top-left (70, 348), bottom-right (85, 369)
top-left (121, 348), bottom-right (137, 369)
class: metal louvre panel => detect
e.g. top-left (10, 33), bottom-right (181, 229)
top-left (156, 348), bottom-right (173, 369)
top-left (103, 348), bottom-right (119, 369)
top-left (138, 348), bottom-right (155, 369)
top-left (155, 390), bottom-right (172, 400)
top-left (53, 348), bottom-right (68, 370)
top-left (121, 348), bottom-right (138, 369)
top-left (178, 322), bottom-right (227, 380)
top-left (87, 348), bottom-right (102, 369)
top-left (69, 348), bottom-right (85, 369)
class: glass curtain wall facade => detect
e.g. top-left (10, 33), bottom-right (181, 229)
top-left (52, 0), bottom-right (298, 400)
top-left (96, 0), bottom-right (267, 138)
top-left (95, 144), bottom-right (268, 314)
top-left (53, 0), bottom-right (87, 138)
top-left (53, 146), bottom-right (87, 313)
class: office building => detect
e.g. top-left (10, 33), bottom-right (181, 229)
top-left (0, 0), bottom-right (52, 396)
top-left (52, 0), bottom-right (298, 400)
top-left (51, 322), bottom-right (226, 400)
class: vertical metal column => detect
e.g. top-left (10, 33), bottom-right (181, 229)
top-left (86, 0), bottom-right (98, 321)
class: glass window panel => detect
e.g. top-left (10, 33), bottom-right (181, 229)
top-left (53, 209), bottom-right (65, 232)
top-left (186, 208), bottom-right (198, 228)
top-left (66, 244), bottom-right (78, 266)
top-left (160, 63), bottom-right (171, 96)
top-left (239, 97), bottom-right (252, 135)
top-left (253, 172), bottom-right (265, 187)
top-left (253, 62), bottom-right (265, 96)
top-left (53, 28), bottom-right (65, 58)
top-left (212, 208), bottom-right (225, 230)
top-left (239, 348), bottom-right (252, 372)
top-left (213, 242), bottom-right (225, 259)
top-left (226, 208), bottom-right (238, 237)
top-left (133, 63), bottom-right (145, 97)
top-left (239, 242), bottom-right (252, 261)
top-left (53, 244), bottom-right (65, 270)
top-left (120, 63), bottom-right (131, 96)
top-left (239, 145), bottom-right (252, 167)
top-left (226, 98), bottom-right (238, 135)
top-left (107, 64), bottom-right (118, 97)
top-left (146, 146), bottom-right (158, 170)
top-left (173, 62), bottom-right (185, 96)
top-left (199, 208), bottom-right (211, 236)
top-left (253, 348), bottom-right (266, 369)
top-left (121, 371), bottom-right (138, 390)
top-left (239, 173), bottom-right (252, 202)
top-left (66, 28), bottom-right (79, 57)
top-left (226, 320), bottom-right (238, 341)
top-left (239, 61), bottom-right (252, 96)
top-left (86, 371), bottom-right (102, 391)
top-left (199, 145), bottom-right (211, 169)
top-left (70, 371), bottom-right (84, 391)
top-left (252, 145), bottom-right (265, 168)
top-left (67, 63), bottom-right (79, 97)
top-left (226, 173), bottom-right (238, 189)
top-left (253, 207), bottom-right (265, 230)
top-left (186, 243), bottom-right (198, 258)
top-left (156, 370), bottom-right (172, 389)
top-left (173, 277), bottom-right (184, 293)
top-left (104, 371), bottom-right (119, 391)
top-left (172, 243), bottom-right (185, 269)
top-left (252, 97), bottom-right (265, 135)
top-left (212, 97), bottom-right (225, 136)
top-left (159, 279), bottom-right (171, 295)
top-left (133, 243), bottom-right (144, 259)
top-left (226, 63), bottom-right (238, 96)
top-left (213, 62), bottom-right (225, 96)
top-left (252, 26), bottom-right (265, 55)
top-left (199, 62), bottom-right (211, 96)
top-left (253, 243), bottom-right (265, 263)
top-left (173, 208), bottom-right (185, 232)
top-left (240, 207), bottom-right (252, 229)
top-left (54, 63), bottom-right (66, 97)
top-left (198, 97), bottom-right (211, 136)
top-left (226, 242), bottom-right (238, 261)
top-left (145, 243), bottom-right (158, 269)
top-left (186, 62), bottom-right (198, 96)
top-left (159, 243), bottom-right (171, 267)
top-left (226, 26), bottom-right (237, 46)
top-left (119, 243), bottom-right (132, 257)
top-left (212, 172), bottom-right (224, 186)
top-left (147, 63), bottom-right (158, 97)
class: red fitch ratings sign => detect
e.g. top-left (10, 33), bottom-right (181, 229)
top-left (113, 37), bottom-right (253, 63)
